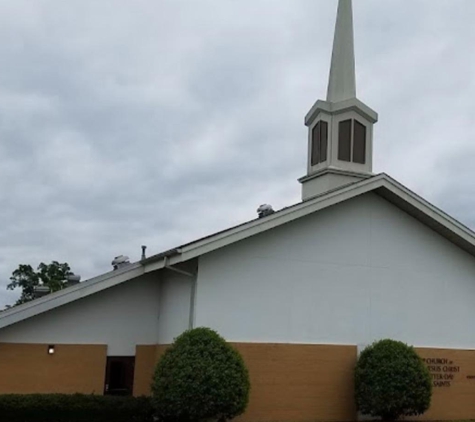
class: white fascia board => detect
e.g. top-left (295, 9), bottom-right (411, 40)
top-left (143, 252), bottom-right (183, 274)
top-left (376, 176), bottom-right (475, 253)
top-left (0, 263), bottom-right (144, 329)
top-left (146, 173), bottom-right (475, 267)
top-left (5, 173), bottom-right (475, 332)
top-left (143, 177), bottom-right (388, 272)
top-left (176, 175), bottom-right (387, 261)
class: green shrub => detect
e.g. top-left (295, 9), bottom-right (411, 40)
top-left (355, 339), bottom-right (432, 421)
top-left (0, 393), bottom-right (153, 422)
top-left (152, 327), bottom-right (250, 422)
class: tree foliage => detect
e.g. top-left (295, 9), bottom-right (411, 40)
top-left (152, 327), bottom-right (250, 422)
top-left (355, 339), bottom-right (432, 421)
top-left (7, 261), bottom-right (72, 306)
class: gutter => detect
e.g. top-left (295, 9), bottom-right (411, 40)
top-left (140, 248), bottom-right (181, 266)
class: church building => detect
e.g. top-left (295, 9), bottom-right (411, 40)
top-left (1, 1), bottom-right (475, 421)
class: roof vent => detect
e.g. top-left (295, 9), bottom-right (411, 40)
top-left (66, 273), bottom-right (81, 287)
top-left (257, 204), bottom-right (275, 219)
top-left (33, 285), bottom-right (51, 298)
top-left (112, 255), bottom-right (130, 270)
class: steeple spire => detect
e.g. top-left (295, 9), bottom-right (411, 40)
top-left (299, 0), bottom-right (378, 201)
top-left (327, 0), bottom-right (356, 103)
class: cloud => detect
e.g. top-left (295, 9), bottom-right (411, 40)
top-left (0, 0), bottom-right (474, 307)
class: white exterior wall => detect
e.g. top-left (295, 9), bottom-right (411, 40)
top-left (157, 272), bottom-right (192, 345)
top-left (0, 274), bottom-right (160, 355)
top-left (196, 193), bottom-right (475, 349)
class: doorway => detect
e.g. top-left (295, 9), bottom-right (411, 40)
top-left (104, 357), bottom-right (135, 396)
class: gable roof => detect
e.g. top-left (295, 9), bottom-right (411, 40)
top-left (1, 173), bottom-right (474, 330)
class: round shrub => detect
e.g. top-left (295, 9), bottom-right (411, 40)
top-left (355, 339), bottom-right (432, 421)
top-left (152, 327), bottom-right (250, 422)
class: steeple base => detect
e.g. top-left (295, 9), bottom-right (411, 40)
top-left (299, 168), bottom-right (372, 201)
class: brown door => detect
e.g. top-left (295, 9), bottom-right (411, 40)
top-left (104, 357), bottom-right (135, 396)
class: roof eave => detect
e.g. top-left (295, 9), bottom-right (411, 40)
top-left (145, 174), bottom-right (475, 265)
top-left (3, 173), bottom-right (475, 331)
top-left (0, 263), bottom-right (144, 330)
top-left (374, 178), bottom-right (475, 258)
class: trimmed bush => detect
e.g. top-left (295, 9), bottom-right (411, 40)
top-left (152, 327), bottom-right (250, 422)
top-left (355, 339), bottom-right (432, 421)
top-left (0, 394), bottom-right (153, 422)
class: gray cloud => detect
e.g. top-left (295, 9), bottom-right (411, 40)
top-left (0, 0), bottom-right (474, 307)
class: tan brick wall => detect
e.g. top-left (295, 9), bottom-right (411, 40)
top-left (415, 347), bottom-right (475, 421)
top-left (134, 343), bottom-right (357, 421)
top-left (134, 345), bottom-right (169, 396)
top-left (234, 343), bottom-right (357, 422)
top-left (134, 345), bottom-right (158, 396)
top-left (10, 341), bottom-right (474, 422)
top-left (3, 341), bottom-right (473, 422)
top-left (0, 343), bottom-right (107, 394)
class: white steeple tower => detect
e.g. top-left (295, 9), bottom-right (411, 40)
top-left (327, 0), bottom-right (356, 103)
top-left (299, 0), bottom-right (378, 201)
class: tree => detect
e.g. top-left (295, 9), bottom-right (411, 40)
top-left (152, 327), bottom-right (250, 422)
top-left (355, 339), bottom-right (432, 421)
top-left (7, 261), bottom-right (73, 306)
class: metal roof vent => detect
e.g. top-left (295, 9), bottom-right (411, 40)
top-left (66, 274), bottom-right (81, 287)
top-left (112, 255), bottom-right (130, 270)
top-left (33, 285), bottom-right (51, 298)
top-left (257, 204), bottom-right (275, 218)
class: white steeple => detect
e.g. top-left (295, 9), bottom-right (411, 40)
top-left (327, 0), bottom-right (356, 103)
top-left (299, 0), bottom-right (378, 201)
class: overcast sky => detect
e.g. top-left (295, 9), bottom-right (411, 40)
top-left (0, 0), bottom-right (474, 307)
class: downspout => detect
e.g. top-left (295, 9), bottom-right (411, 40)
top-left (163, 256), bottom-right (197, 330)
top-left (188, 275), bottom-right (197, 330)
